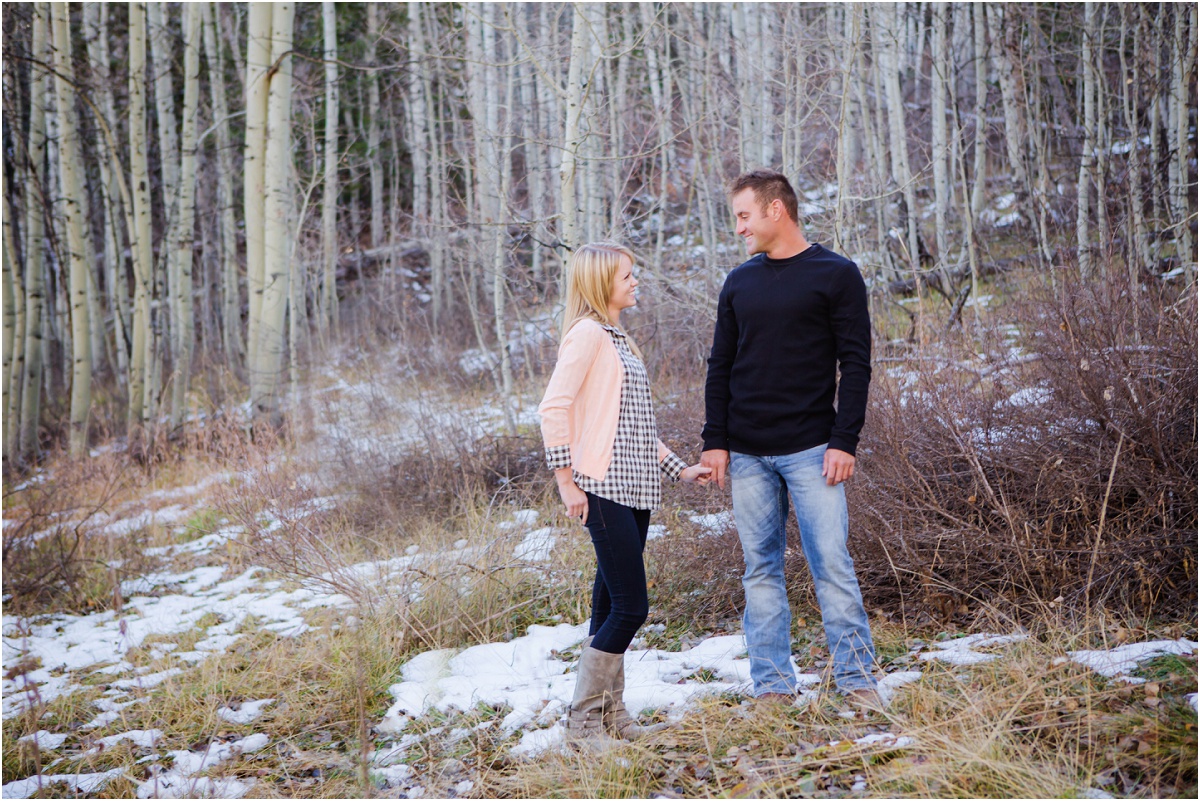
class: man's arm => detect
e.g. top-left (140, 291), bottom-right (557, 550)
top-left (702, 280), bottom-right (737, 488)
top-left (827, 262), bottom-right (872, 459)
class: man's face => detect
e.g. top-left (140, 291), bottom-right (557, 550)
top-left (731, 188), bottom-right (778, 256)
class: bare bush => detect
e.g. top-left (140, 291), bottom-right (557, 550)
top-left (853, 275), bottom-right (1197, 621)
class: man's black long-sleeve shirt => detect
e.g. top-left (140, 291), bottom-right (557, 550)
top-left (702, 244), bottom-right (872, 457)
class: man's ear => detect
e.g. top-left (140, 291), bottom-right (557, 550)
top-left (769, 198), bottom-right (784, 221)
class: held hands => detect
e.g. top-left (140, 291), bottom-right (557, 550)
top-left (680, 464), bottom-right (713, 484)
top-left (700, 449), bottom-right (730, 489)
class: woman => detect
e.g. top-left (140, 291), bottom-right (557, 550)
top-left (538, 242), bottom-right (710, 750)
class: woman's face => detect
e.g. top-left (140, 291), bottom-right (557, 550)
top-left (607, 256), bottom-right (638, 317)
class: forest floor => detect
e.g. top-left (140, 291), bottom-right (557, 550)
top-left (3, 325), bottom-right (1198, 799)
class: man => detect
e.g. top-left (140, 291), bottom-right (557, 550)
top-left (701, 170), bottom-right (880, 707)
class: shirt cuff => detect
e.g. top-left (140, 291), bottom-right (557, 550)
top-left (659, 452), bottom-right (688, 482)
top-left (545, 444), bottom-right (572, 471)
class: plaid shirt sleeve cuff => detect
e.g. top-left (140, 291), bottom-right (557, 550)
top-left (660, 452), bottom-right (688, 482)
top-left (545, 444), bottom-right (572, 471)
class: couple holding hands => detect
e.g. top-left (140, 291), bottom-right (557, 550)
top-left (538, 170), bottom-right (880, 750)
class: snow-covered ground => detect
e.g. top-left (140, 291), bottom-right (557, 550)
top-left (5, 495), bottom-right (1196, 798)
top-left (3, 364), bottom-right (1197, 798)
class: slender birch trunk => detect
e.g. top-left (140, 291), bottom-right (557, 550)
top-left (169, 3), bottom-right (201, 429)
top-left (244, 3), bottom-right (271, 368)
top-left (127, 2), bottom-right (155, 432)
top-left (985, 4), bottom-right (1030, 207)
top-left (250, 2), bottom-right (294, 428)
top-left (19, 5), bottom-right (50, 458)
top-left (970, 4), bottom-right (989, 220)
top-left (931, 3), bottom-right (951, 271)
top-left (321, 1), bottom-right (339, 334)
top-left (51, 1), bottom-right (93, 456)
top-left (875, 3), bottom-right (921, 273)
top-left (1077, 2), bottom-right (1096, 279)
top-left (560, 3), bottom-right (589, 265)
top-left (367, 4), bottom-right (384, 249)
top-left (1169, 5), bottom-right (1196, 270)
top-left (2, 137), bottom-right (18, 444)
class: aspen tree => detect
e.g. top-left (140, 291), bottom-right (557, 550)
top-left (367, 5), bottom-right (384, 249)
top-left (128, 2), bottom-right (155, 433)
top-left (148, 1), bottom-right (180, 363)
top-left (970, 4), bottom-right (988, 221)
top-left (1077, 2), bottom-right (1096, 279)
top-left (321, 0), bottom-right (339, 334)
top-left (874, 3), bottom-right (921, 275)
top-left (244, 3), bottom-right (271, 367)
top-left (201, 2), bottom-right (243, 364)
top-left (985, 5), bottom-right (1031, 211)
top-left (250, 2), bottom-right (294, 428)
top-left (169, 3), bottom-right (201, 429)
top-left (1169, 4), bottom-right (1196, 270)
top-left (51, 1), bottom-right (93, 456)
top-left (931, 3), bottom-right (951, 270)
top-left (19, 4), bottom-right (50, 458)
top-left (2, 138), bottom-right (17, 438)
top-left (560, 2), bottom-right (590, 263)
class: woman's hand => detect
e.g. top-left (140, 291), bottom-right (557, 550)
top-left (680, 464), bottom-right (713, 485)
top-left (555, 468), bottom-right (589, 523)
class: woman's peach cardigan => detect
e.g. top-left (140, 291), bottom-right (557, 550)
top-left (538, 318), bottom-right (673, 481)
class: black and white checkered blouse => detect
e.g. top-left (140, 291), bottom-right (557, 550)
top-left (562, 324), bottom-right (685, 510)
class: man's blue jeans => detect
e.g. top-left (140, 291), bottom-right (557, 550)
top-left (730, 445), bottom-right (878, 695)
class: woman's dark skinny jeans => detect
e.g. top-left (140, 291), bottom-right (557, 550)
top-left (583, 492), bottom-right (651, 654)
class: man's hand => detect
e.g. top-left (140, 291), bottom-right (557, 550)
top-left (822, 448), bottom-right (856, 486)
top-left (700, 449), bottom-right (731, 490)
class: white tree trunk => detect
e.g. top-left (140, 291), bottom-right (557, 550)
top-left (169, 3), bottom-right (201, 429)
top-left (560, 3), bottom-right (590, 265)
top-left (322, 0), bottom-right (340, 334)
top-left (51, 1), bottom-right (93, 456)
top-left (985, 4), bottom-right (1030, 199)
top-left (243, 3), bottom-right (272, 368)
top-left (19, 4), bottom-right (50, 457)
top-left (367, 4), bottom-right (384, 249)
top-left (1077, 2), bottom-right (1096, 279)
top-left (931, 3), bottom-right (951, 270)
top-left (970, 3), bottom-right (989, 220)
top-left (127, 2), bottom-right (155, 432)
top-left (249, 2), bottom-right (295, 427)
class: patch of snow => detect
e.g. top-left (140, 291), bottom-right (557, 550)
top-left (1068, 639), bottom-right (1197, 678)
top-left (85, 729), bottom-right (162, 756)
top-left (513, 527), bottom-right (556, 563)
top-left (216, 698), bottom-right (275, 725)
top-left (646, 524), bottom-right (670, 541)
top-left (18, 730), bottom-right (68, 750)
top-left (919, 633), bottom-right (1029, 666)
top-left (2, 768), bottom-right (126, 798)
top-left (137, 734), bottom-right (268, 799)
top-left (689, 511), bottom-right (734, 537)
top-left (1007, 387), bottom-right (1052, 407)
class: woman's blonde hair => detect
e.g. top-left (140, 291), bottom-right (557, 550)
top-left (561, 242), bottom-right (643, 358)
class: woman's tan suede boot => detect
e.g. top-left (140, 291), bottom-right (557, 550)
top-left (563, 646), bottom-right (623, 752)
top-left (604, 657), bottom-right (669, 740)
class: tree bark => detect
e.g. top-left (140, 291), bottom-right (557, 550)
top-left (321, 0), bottom-right (339, 335)
top-left (169, 3), bottom-right (201, 429)
top-left (243, 2), bottom-right (271, 368)
top-left (249, 2), bottom-right (294, 428)
top-left (19, 4), bottom-right (50, 459)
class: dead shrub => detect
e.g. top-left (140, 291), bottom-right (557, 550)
top-left (853, 275), bottom-right (1197, 620)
